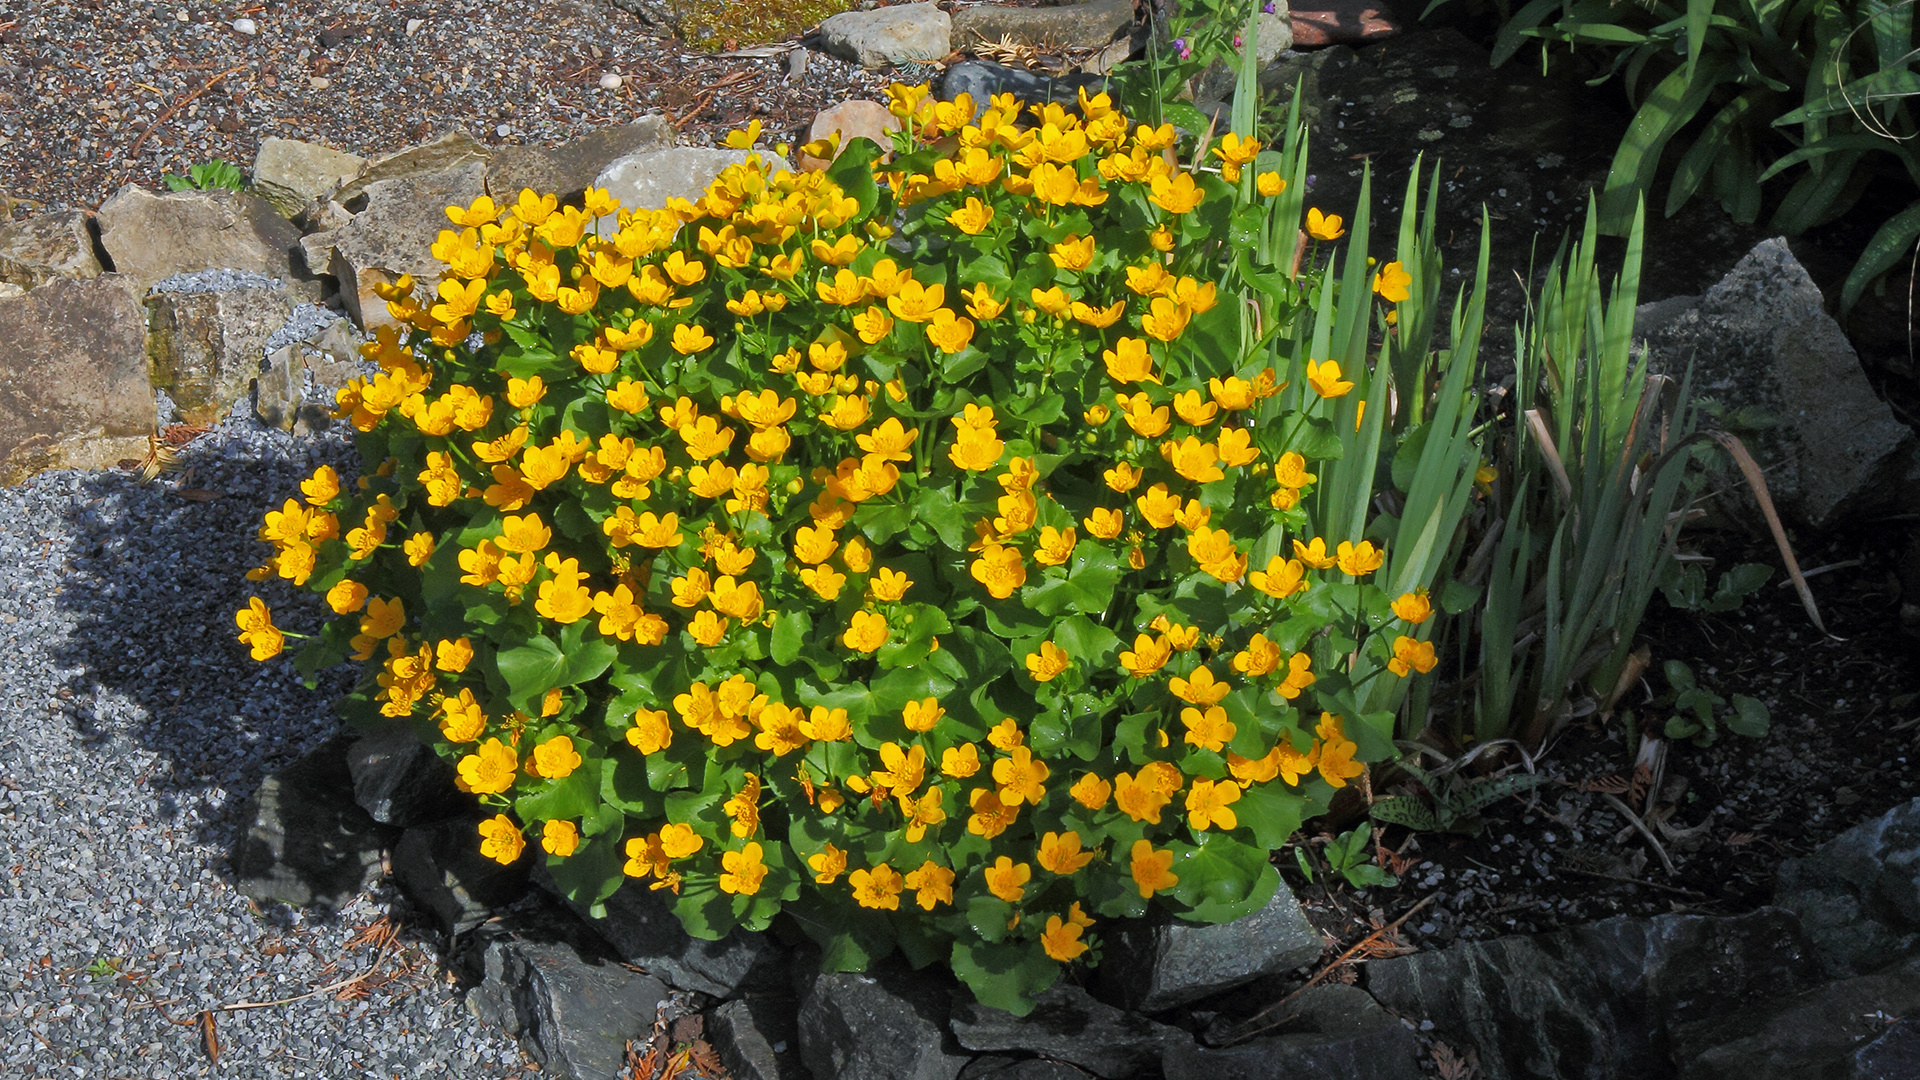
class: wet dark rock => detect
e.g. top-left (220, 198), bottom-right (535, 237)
top-left (392, 813), bottom-right (530, 935)
top-left (709, 993), bottom-right (812, 1080)
top-left (1669, 956), bottom-right (1920, 1080)
top-left (1166, 985), bottom-right (1420, 1080)
top-left (949, 981), bottom-right (1189, 1078)
top-left (465, 907), bottom-right (667, 1080)
top-left (1774, 796), bottom-right (1920, 978)
top-left (797, 962), bottom-right (968, 1080)
top-left (958, 1057), bottom-right (1096, 1079)
top-left (345, 720), bottom-right (466, 827)
top-left (1366, 909), bottom-right (1820, 1080)
top-left (1095, 882), bottom-right (1322, 1012)
top-left (230, 733), bottom-right (393, 910)
top-left (1853, 1018), bottom-right (1920, 1080)
top-left (938, 61), bottom-right (1107, 121)
top-left (532, 862), bottom-right (789, 997)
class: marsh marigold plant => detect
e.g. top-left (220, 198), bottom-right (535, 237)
top-left (237, 83), bottom-right (1439, 1013)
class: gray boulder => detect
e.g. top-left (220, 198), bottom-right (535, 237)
top-left (1094, 882), bottom-right (1322, 1011)
top-left (230, 733), bottom-right (394, 910)
top-left (949, 0), bottom-right (1134, 50)
top-left (819, 4), bottom-right (952, 68)
top-left (1637, 238), bottom-right (1913, 530)
top-left (345, 720), bottom-right (467, 827)
top-left (393, 813), bottom-right (531, 935)
top-left (709, 994), bottom-right (811, 1080)
top-left (949, 981), bottom-right (1189, 1078)
top-left (1193, 11), bottom-right (1296, 103)
top-left (94, 185), bottom-right (304, 296)
top-left (300, 160), bottom-right (489, 332)
top-left (331, 130), bottom-right (491, 209)
top-left (0, 274), bottom-right (155, 485)
top-left (250, 137), bottom-right (368, 219)
top-left (1669, 956), bottom-right (1920, 1080)
top-left (938, 62), bottom-right (1108, 121)
top-left (1774, 796), bottom-right (1920, 979)
top-left (0, 210), bottom-right (102, 289)
top-left (144, 281), bottom-right (293, 425)
top-left (533, 863), bottom-right (789, 997)
top-left (1366, 909), bottom-right (1820, 1080)
top-left (1854, 1019), bottom-right (1920, 1080)
top-left (592, 147), bottom-right (754, 228)
top-left (255, 311), bottom-right (368, 434)
top-left (958, 1059), bottom-right (1095, 1079)
top-left (489, 116), bottom-right (674, 205)
top-left (1164, 985), bottom-right (1422, 1080)
top-left (797, 964), bottom-right (969, 1080)
top-left (466, 914), bottom-right (667, 1080)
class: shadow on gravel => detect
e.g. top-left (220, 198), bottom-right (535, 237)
top-left (46, 425), bottom-right (363, 886)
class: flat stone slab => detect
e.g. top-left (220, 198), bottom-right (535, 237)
top-left (0, 210), bottom-right (102, 290)
top-left (819, 4), bottom-right (952, 68)
top-left (231, 734), bottom-right (393, 910)
top-left (95, 185), bottom-right (303, 297)
top-left (489, 116), bottom-right (674, 204)
top-left (0, 273), bottom-right (155, 485)
top-left (950, 0), bottom-right (1134, 50)
top-left (250, 137), bottom-right (368, 219)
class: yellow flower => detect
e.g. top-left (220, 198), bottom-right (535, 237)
top-left (1274, 452), bottom-right (1318, 489)
top-left (1141, 296), bottom-right (1191, 342)
top-left (626, 708), bottom-right (673, 754)
top-left (1232, 632), bottom-right (1282, 677)
top-left (809, 843), bottom-right (849, 884)
top-left (457, 738), bottom-right (518, 795)
top-left (1168, 665), bottom-right (1229, 706)
top-left (478, 814), bottom-right (525, 865)
top-left (1032, 525), bottom-right (1076, 567)
top-left (1029, 285), bottom-right (1071, 317)
top-left (1373, 260), bottom-right (1412, 303)
top-left (688, 610), bottom-right (730, 647)
top-left (970, 543), bottom-right (1027, 599)
top-left (1149, 172), bottom-right (1204, 214)
top-left (842, 610), bottom-right (889, 653)
top-left (1388, 635), bottom-right (1438, 677)
top-left (1104, 462), bottom-right (1143, 493)
top-left (1080, 507), bottom-right (1123, 540)
top-left (1130, 839), bottom-right (1178, 898)
top-left (800, 564), bottom-right (849, 601)
top-left (1336, 539), bottom-right (1385, 577)
top-left (1038, 831), bottom-right (1096, 875)
top-left (1392, 590), bottom-right (1434, 625)
top-left (1117, 393), bottom-right (1171, 437)
top-left (984, 856), bottom-right (1031, 903)
top-left (719, 842), bottom-right (768, 896)
top-left (1314, 712), bottom-right (1366, 787)
top-left (938, 742), bottom-right (982, 780)
top-left (1249, 556), bottom-right (1308, 599)
top-left (1163, 435), bottom-right (1224, 483)
top-left (300, 465), bottom-right (341, 505)
top-left (1025, 641), bottom-right (1071, 683)
top-left (1119, 632), bottom-right (1172, 678)
top-left (1070, 772), bottom-right (1111, 810)
top-left (1292, 537), bottom-right (1337, 570)
top-left (947, 196), bottom-right (995, 235)
top-left (1306, 207), bottom-right (1346, 241)
top-left (849, 863), bottom-right (904, 910)
top-left (671, 323), bottom-right (715, 354)
top-left (1305, 358), bottom-right (1354, 398)
top-left (964, 283), bottom-right (1008, 320)
top-left (659, 822), bottom-right (705, 859)
top-left (1257, 171), bottom-right (1286, 197)
top-left (886, 279), bottom-right (946, 323)
top-left (234, 597), bottom-right (283, 661)
top-left (541, 819), bottom-right (580, 858)
top-left (1049, 234), bottom-right (1095, 271)
top-left (1102, 337), bottom-right (1157, 384)
top-left (1185, 777), bottom-right (1241, 831)
top-left (1181, 705), bottom-right (1235, 752)
top-left (1041, 915), bottom-right (1089, 962)
top-left (869, 566), bottom-right (913, 603)
top-left (968, 787), bottom-right (1018, 839)
top-left (903, 860), bottom-right (956, 910)
top-left (992, 745), bottom-right (1049, 806)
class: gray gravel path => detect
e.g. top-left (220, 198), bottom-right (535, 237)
top-left (0, 420), bottom-right (536, 1077)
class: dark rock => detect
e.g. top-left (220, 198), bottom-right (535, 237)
top-left (1164, 989), bottom-right (1421, 1080)
top-left (231, 733), bottom-right (393, 910)
top-left (1774, 796), bottom-right (1920, 979)
top-left (144, 284), bottom-right (293, 425)
top-left (94, 185), bottom-right (305, 296)
top-left (949, 981), bottom-right (1189, 1077)
top-left (532, 862), bottom-right (789, 997)
top-left (949, 0), bottom-right (1134, 51)
top-left (345, 720), bottom-right (466, 827)
top-left (0, 273), bottom-right (155, 485)
top-left (1854, 1018), bottom-right (1920, 1080)
top-left (1290, 0), bottom-right (1400, 47)
top-left (797, 963), bottom-right (969, 1080)
top-left (938, 61), bottom-right (1107, 121)
top-left (1669, 957), bottom-right (1920, 1080)
top-left (393, 813), bottom-right (530, 934)
top-left (487, 116), bottom-right (674, 205)
top-left (710, 993), bottom-right (811, 1080)
top-left (465, 908), bottom-right (666, 1080)
top-left (0, 209), bottom-right (101, 289)
top-left (1637, 239), bottom-right (1913, 531)
top-left (1367, 909), bottom-right (1820, 1080)
top-left (958, 1057), bottom-right (1095, 1079)
top-left (1094, 881), bottom-right (1322, 1012)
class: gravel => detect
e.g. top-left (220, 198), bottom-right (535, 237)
top-left (0, 0), bottom-right (897, 216)
top-left (0, 407), bottom-right (537, 1076)
top-left (148, 268), bottom-right (285, 296)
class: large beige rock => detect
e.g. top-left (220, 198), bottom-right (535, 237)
top-left (487, 116), bottom-right (674, 204)
top-left (0, 210), bottom-right (102, 290)
top-left (301, 161), bottom-right (490, 331)
top-left (592, 147), bottom-right (753, 226)
top-left (95, 186), bottom-right (304, 296)
top-left (0, 274), bottom-right (156, 484)
top-left (256, 315), bottom-right (366, 434)
top-left (146, 285), bottom-right (295, 426)
top-left (819, 4), bottom-right (952, 68)
top-left (250, 137), bottom-right (368, 219)
top-left (333, 131), bottom-right (490, 208)
top-left (798, 100), bottom-right (902, 171)
top-left (950, 0), bottom-right (1134, 49)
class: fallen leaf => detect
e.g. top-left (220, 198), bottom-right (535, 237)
top-left (200, 1010), bottom-right (219, 1063)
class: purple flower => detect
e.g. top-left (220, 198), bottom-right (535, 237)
top-left (1262, 1), bottom-right (1276, 12)
top-left (1234, 33), bottom-right (1243, 48)
top-left (1172, 36), bottom-right (1191, 59)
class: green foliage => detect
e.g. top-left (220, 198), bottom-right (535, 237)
top-left (1657, 659), bottom-right (1771, 745)
top-left (1368, 758), bottom-right (1552, 834)
top-left (674, 0), bottom-right (854, 50)
top-left (1322, 822), bottom-right (1397, 887)
top-left (162, 159), bottom-right (248, 192)
top-left (1447, 0), bottom-right (1920, 312)
top-left (1658, 560), bottom-right (1772, 613)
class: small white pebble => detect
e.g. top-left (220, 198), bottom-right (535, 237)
top-left (175, 9), bottom-right (190, 20)
top-left (230, 17), bottom-right (256, 35)
top-left (599, 72), bottom-right (623, 90)
top-left (406, 17), bottom-right (426, 36)
top-left (495, 124), bottom-right (512, 138)
top-left (308, 76), bottom-right (329, 90)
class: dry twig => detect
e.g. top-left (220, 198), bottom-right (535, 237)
top-left (1226, 892), bottom-right (1438, 1045)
